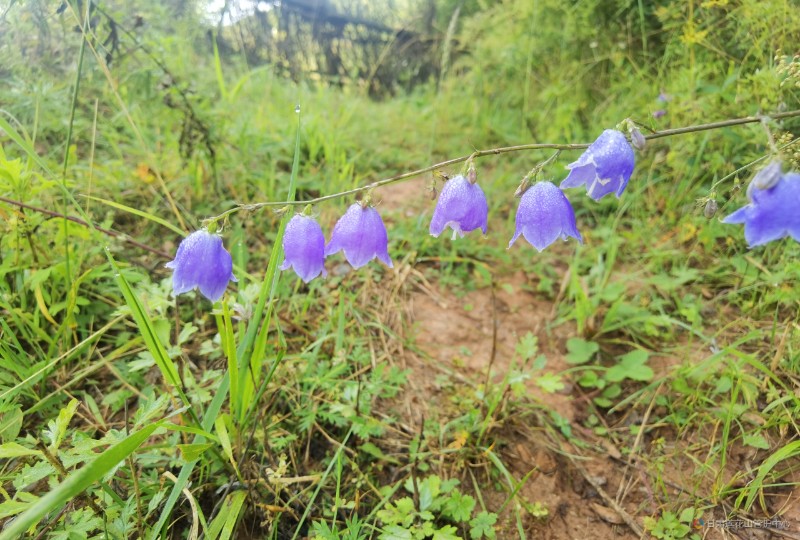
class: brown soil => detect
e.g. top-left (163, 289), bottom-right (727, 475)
top-left (405, 280), bottom-right (639, 540)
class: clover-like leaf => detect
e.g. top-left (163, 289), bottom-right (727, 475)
top-left (566, 338), bottom-right (599, 365)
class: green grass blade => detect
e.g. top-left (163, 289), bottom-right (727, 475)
top-left (0, 114), bottom-right (54, 176)
top-left (105, 250), bottom-right (198, 424)
top-left (235, 108), bottom-right (303, 425)
top-left (739, 441), bottom-right (800, 511)
top-left (149, 374), bottom-right (230, 539)
top-left (84, 195), bottom-right (185, 235)
top-left (207, 490), bottom-right (247, 540)
top-left (220, 301), bottom-right (240, 419)
top-left (212, 34), bottom-right (228, 101)
top-left (0, 422), bottom-right (161, 540)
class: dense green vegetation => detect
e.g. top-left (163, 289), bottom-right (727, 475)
top-left (1, 0), bottom-right (800, 538)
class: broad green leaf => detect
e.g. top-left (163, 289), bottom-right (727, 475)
top-left (469, 511), bottom-right (497, 540)
top-left (678, 507), bottom-right (696, 523)
top-left (0, 442), bottom-right (40, 459)
top-left (0, 499), bottom-right (34, 520)
top-left (565, 338), bottom-right (598, 365)
top-left (0, 407), bottom-right (23, 443)
top-left (379, 525), bottom-right (413, 540)
top-left (443, 490), bottom-right (475, 522)
top-left (742, 433), bottom-right (770, 450)
top-left (433, 525), bottom-right (461, 540)
top-left (177, 443), bottom-right (215, 462)
top-left (606, 350), bottom-right (653, 382)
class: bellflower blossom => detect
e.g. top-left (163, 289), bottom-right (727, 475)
top-left (280, 214), bottom-right (327, 283)
top-left (509, 181), bottom-right (582, 251)
top-left (325, 203), bottom-right (393, 269)
top-left (722, 171), bottom-right (800, 247)
top-left (430, 174), bottom-right (489, 239)
top-left (166, 230), bottom-right (237, 303)
top-left (560, 129), bottom-right (635, 200)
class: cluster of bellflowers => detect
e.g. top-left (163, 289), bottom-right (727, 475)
top-left (164, 120), bottom-right (798, 303)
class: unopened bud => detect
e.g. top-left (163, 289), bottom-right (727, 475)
top-left (703, 198), bottom-right (718, 218)
top-left (514, 178), bottom-right (531, 198)
top-left (630, 126), bottom-right (646, 151)
top-left (751, 160), bottom-right (783, 190)
top-left (467, 164), bottom-right (477, 184)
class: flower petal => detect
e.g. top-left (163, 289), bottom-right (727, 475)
top-left (723, 172), bottom-right (800, 247)
top-left (166, 230), bottom-right (236, 302)
top-left (560, 129), bottom-right (635, 200)
top-left (282, 215), bottom-right (327, 283)
top-left (429, 175), bottom-right (489, 238)
top-left (560, 163), bottom-right (597, 190)
top-left (326, 203), bottom-right (393, 269)
top-left (510, 181), bottom-right (582, 251)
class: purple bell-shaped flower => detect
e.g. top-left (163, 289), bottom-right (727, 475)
top-left (509, 181), bottom-right (583, 251)
top-left (723, 171), bottom-right (800, 247)
top-left (560, 129), bottom-right (635, 200)
top-left (166, 230), bottom-right (237, 303)
top-left (325, 203), bottom-right (393, 269)
top-left (429, 174), bottom-right (489, 239)
top-left (280, 214), bottom-right (327, 283)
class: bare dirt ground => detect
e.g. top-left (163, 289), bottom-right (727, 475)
top-left (405, 280), bottom-right (640, 540)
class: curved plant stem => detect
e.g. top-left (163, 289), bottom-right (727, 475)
top-left (205, 108), bottom-right (800, 225)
